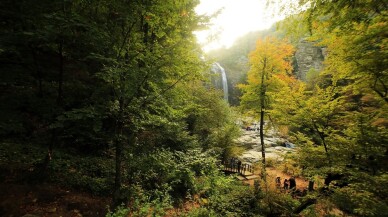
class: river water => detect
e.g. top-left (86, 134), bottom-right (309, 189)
top-left (236, 129), bottom-right (295, 163)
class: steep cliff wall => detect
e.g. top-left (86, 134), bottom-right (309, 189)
top-left (209, 35), bottom-right (327, 105)
top-left (294, 39), bottom-right (325, 81)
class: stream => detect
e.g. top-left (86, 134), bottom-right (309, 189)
top-left (236, 128), bottom-right (295, 163)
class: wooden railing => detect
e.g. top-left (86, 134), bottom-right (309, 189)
top-left (222, 158), bottom-right (254, 175)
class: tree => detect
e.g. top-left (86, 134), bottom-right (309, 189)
top-left (0, 0), bottom-right (214, 207)
top-left (269, 0), bottom-right (388, 214)
top-left (283, 0), bottom-right (388, 103)
top-left (87, 0), bottom-right (207, 205)
top-left (0, 0), bottom-right (113, 158)
top-left (239, 37), bottom-right (294, 172)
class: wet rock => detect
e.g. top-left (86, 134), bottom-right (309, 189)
top-left (237, 128), bottom-right (295, 163)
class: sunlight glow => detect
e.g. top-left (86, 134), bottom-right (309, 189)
top-left (195, 0), bottom-right (286, 52)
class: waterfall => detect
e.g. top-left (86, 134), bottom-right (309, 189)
top-left (215, 63), bottom-right (229, 102)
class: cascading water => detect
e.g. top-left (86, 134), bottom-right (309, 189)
top-left (215, 63), bottom-right (229, 102)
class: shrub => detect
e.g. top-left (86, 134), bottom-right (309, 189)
top-left (125, 149), bottom-right (223, 203)
top-left (47, 153), bottom-right (114, 195)
top-left (258, 186), bottom-right (300, 216)
top-left (106, 184), bottom-right (172, 217)
top-left (265, 157), bottom-right (279, 168)
top-left (332, 185), bottom-right (388, 216)
top-left (106, 205), bottom-right (130, 217)
top-left (182, 207), bottom-right (217, 217)
top-left (203, 177), bottom-right (260, 217)
top-left (278, 157), bottom-right (302, 177)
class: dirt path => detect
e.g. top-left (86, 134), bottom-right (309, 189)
top-left (243, 167), bottom-right (310, 192)
top-left (266, 167), bottom-right (309, 190)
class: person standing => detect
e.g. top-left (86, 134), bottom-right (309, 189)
top-left (289, 176), bottom-right (296, 190)
top-left (275, 177), bottom-right (281, 189)
top-left (284, 179), bottom-right (289, 190)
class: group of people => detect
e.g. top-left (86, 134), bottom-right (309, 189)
top-left (276, 176), bottom-right (296, 191)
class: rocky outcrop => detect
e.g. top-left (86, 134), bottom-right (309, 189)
top-left (236, 130), bottom-right (295, 163)
top-left (294, 39), bottom-right (326, 81)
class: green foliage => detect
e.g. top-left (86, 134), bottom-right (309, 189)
top-left (106, 188), bottom-right (172, 217)
top-left (332, 184), bottom-right (388, 217)
top-left (191, 177), bottom-right (301, 217)
top-left (180, 83), bottom-right (240, 150)
top-left (182, 207), bottom-right (217, 217)
top-left (305, 68), bottom-right (320, 89)
top-left (0, 0), bottom-right (244, 207)
top-left (260, 187), bottom-right (300, 216)
top-left (239, 37), bottom-right (295, 169)
top-left (239, 37), bottom-right (295, 113)
top-left (264, 157), bottom-right (277, 168)
top-left (106, 205), bottom-right (130, 217)
top-left (126, 149), bottom-right (222, 201)
top-left (277, 153), bottom-right (303, 177)
top-left (108, 149), bottom-right (261, 216)
top-left (206, 183), bottom-right (258, 217)
top-left (269, 0), bottom-right (388, 215)
top-left (206, 25), bottom-right (286, 105)
top-left (0, 141), bottom-right (114, 195)
top-left (48, 154), bottom-right (114, 195)
top-left (0, 142), bottom-right (46, 167)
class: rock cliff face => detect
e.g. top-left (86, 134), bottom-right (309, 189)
top-left (294, 39), bottom-right (326, 81)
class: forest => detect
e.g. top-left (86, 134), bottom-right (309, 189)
top-left (0, 0), bottom-right (387, 216)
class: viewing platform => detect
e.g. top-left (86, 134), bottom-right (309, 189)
top-left (222, 158), bottom-right (260, 181)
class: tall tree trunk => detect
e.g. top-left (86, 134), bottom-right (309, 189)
top-left (113, 130), bottom-right (123, 207)
top-left (260, 107), bottom-right (265, 165)
top-left (312, 122), bottom-right (330, 164)
top-left (31, 48), bottom-right (43, 97)
top-left (308, 180), bottom-right (314, 191)
top-left (260, 58), bottom-right (267, 180)
top-left (113, 126), bottom-right (136, 207)
top-left (57, 40), bottom-right (64, 105)
top-left (113, 95), bottom-right (125, 207)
